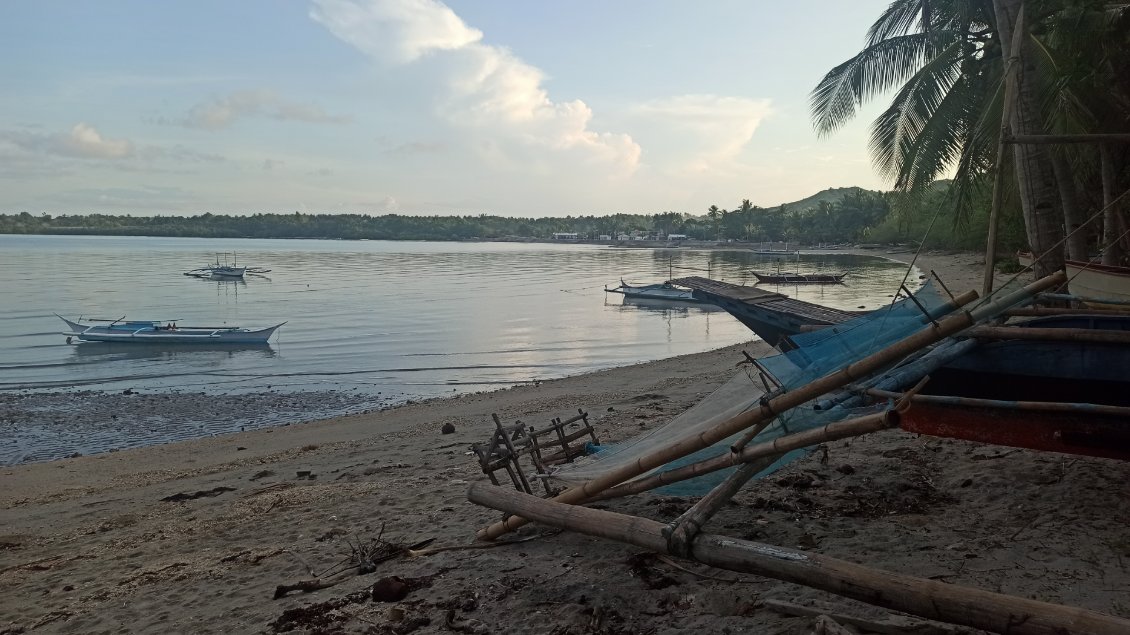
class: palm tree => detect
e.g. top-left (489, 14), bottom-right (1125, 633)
top-left (815, 0), bottom-right (1130, 274)
top-left (810, 0), bottom-right (1069, 275)
top-left (706, 205), bottom-right (723, 240)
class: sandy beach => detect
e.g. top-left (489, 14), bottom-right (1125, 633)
top-left (3, 250), bottom-right (1127, 634)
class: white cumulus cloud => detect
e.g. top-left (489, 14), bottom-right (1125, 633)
top-left (310, 0), bottom-right (640, 177)
top-left (633, 95), bottom-right (773, 173)
top-left (310, 0), bottom-right (482, 64)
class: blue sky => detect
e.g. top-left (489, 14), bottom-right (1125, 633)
top-left (1, 1), bottom-right (893, 217)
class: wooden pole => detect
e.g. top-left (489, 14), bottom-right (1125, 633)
top-left (965, 325), bottom-right (1130, 344)
top-left (468, 484), bottom-right (1130, 635)
top-left (1007, 306), bottom-right (1130, 317)
top-left (475, 273), bottom-right (1063, 541)
top-left (593, 410), bottom-right (898, 501)
top-left (865, 388), bottom-right (1130, 418)
top-left (664, 460), bottom-right (769, 557)
top-left (983, 4), bottom-right (1025, 297)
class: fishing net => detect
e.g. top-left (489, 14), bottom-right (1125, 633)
top-left (546, 281), bottom-right (969, 495)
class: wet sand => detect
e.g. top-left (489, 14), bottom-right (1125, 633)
top-left (3, 250), bottom-right (1127, 634)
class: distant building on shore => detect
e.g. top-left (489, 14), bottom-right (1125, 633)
top-left (551, 232), bottom-right (579, 240)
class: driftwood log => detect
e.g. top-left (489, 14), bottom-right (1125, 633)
top-left (468, 483), bottom-right (1130, 635)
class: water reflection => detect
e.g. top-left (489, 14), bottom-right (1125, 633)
top-left (68, 341), bottom-right (277, 362)
top-left (614, 296), bottom-right (724, 315)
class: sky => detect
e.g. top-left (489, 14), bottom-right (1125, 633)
top-left (0, 0), bottom-right (894, 217)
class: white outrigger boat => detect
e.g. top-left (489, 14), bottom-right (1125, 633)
top-left (183, 252), bottom-right (271, 279)
top-left (604, 279), bottom-right (701, 302)
top-left (58, 315), bottom-right (284, 345)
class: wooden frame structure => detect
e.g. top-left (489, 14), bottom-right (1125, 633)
top-left (471, 410), bottom-right (597, 497)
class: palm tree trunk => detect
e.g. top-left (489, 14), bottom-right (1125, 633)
top-left (992, 0), bottom-right (1066, 278)
top-left (1100, 143), bottom-right (1126, 265)
top-left (1050, 151), bottom-right (1088, 261)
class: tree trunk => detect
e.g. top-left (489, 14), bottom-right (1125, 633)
top-left (1050, 151), bottom-right (1089, 261)
top-left (993, 0), bottom-right (1066, 278)
top-left (1100, 144), bottom-right (1126, 265)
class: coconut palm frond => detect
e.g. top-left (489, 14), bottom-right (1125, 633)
top-left (868, 0), bottom-right (930, 44)
top-left (811, 30), bottom-right (962, 136)
top-left (867, 40), bottom-right (965, 181)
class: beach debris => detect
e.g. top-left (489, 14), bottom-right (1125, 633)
top-left (249, 470), bottom-right (275, 481)
top-left (273, 524), bottom-right (436, 598)
top-left (159, 486), bottom-right (235, 502)
top-left (763, 599), bottom-right (966, 635)
top-left (370, 575), bottom-right (409, 602)
top-left (812, 615), bottom-right (854, 635)
top-left (268, 589), bottom-right (369, 632)
top-left (445, 609), bottom-right (490, 634)
top-left (441, 422), bottom-right (456, 434)
top-left (295, 470), bottom-right (314, 480)
top-left (624, 553), bottom-right (678, 590)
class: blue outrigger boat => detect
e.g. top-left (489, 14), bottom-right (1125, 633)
top-left (58, 315), bottom-right (284, 345)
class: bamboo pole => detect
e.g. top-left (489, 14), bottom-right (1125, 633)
top-left (664, 460), bottom-right (771, 558)
top-left (1039, 292), bottom-right (1130, 307)
top-left (865, 388), bottom-right (1130, 418)
top-left (1007, 306), bottom-right (1130, 317)
top-left (965, 325), bottom-right (1130, 344)
top-left (475, 273), bottom-right (1063, 541)
top-left (593, 410), bottom-right (898, 502)
top-left (983, 5), bottom-right (1025, 297)
top-left (468, 484), bottom-right (1130, 635)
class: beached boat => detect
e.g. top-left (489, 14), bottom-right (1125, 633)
top-left (1064, 260), bottom-right (1130, 308)
top-left (752, 272), bottom-right (846, 284)
top-left (868, 313), bottom-right (1130, 461)
top-left (605, 279), bottom-right (701, 302)
top-left (1017, 251), bottom-right (1130, 308)
top-left (58, 315), bottom-right (284, 345)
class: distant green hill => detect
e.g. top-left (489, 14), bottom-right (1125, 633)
top-left (774, 186), bottom-right (877, 213)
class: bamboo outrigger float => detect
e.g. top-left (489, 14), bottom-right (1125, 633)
top-left (465, 271), bottom-right (1130, 634)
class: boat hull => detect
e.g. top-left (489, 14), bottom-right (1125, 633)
top-left (59, 316), bottom-right (283, 344)
top-left (606, 281), bottom-right (701, 302)
top-left (1065, 260), bottom-right (1130, 308)
top-left (752, 272), bottom-right (845, 284)
top-left (895, 314), bottom-right (1130, 459)
top-left (900, 402), bottom-right (1130, 461)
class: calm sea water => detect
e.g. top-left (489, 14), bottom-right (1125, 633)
top-left (0, 235), bottom-right (923, 397)
top-left (0, 235), bottom-right (920, 462)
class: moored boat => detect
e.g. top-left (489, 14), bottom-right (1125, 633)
top-left (184, 252), bottom-right (271, 279)
top-left (58, 315), bottom-right (284, 345)
top-left (752, 272), bottom-right (846, 284)
top-left (604, 279), bottom-right (701, 302)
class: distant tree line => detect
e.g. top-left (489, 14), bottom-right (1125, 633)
top-left (0, 183), bottom-right (1025, 253)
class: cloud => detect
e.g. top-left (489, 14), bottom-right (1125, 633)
top-left (1, 123), bottom-right (134, 159)
top-left (179, 90), bottom-right (353, 130)
top-left (633, 95), bottom-right (773, 172)
top-left (310, 0), bottom-right (482, 64)
top-left (310, 0), bottom-right (640, 177)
